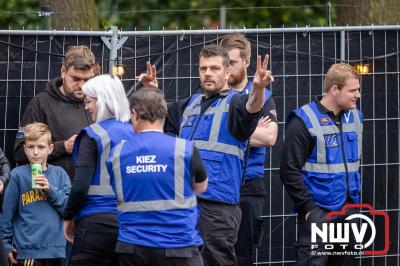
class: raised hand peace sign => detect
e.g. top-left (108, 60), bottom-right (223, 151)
top-left (253, 54), bottom-right (273, 90)
top-left (136, 61), bottom-right (159, 89)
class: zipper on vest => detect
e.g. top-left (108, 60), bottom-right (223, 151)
top-left (338, 122), bottom-right (350, 197)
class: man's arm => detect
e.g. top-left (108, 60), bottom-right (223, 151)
top-left (62, 134), bottom-right (97, 220)
top-left (164, 98), bottom-right (191, 136)
top-left (280, 115), bottom-right (317, 218)
top-left (190, 146), bottom-right (208, 193)
top-left (245, 55), bottom-right (273, 114)
top-left (46, 170), bottom-right (72, 214)
top-left (249, 96), bottom-right (278, 148)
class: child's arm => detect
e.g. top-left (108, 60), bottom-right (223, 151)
top-left (0, 148), bottom-right (10, 193)
top-left (46, 170), bottom-right (71, 214)
top-left (0, 173), bottom-right (19, 259)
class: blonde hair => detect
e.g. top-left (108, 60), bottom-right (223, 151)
top-left (323, 63), bottom-right (359, 92)
top-left (24, 123), bottom-right (52, 144)
top-left (219, 33), bottom-right (251, 59)
top-left (82, 74), bottom-right (130, 122)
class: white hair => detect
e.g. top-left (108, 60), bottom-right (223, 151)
top-left (82, 74), bottom-right (130, 122)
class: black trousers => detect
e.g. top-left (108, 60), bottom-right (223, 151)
top-left (234, 195), bottom-right (265, 266)
top-left (295, 206), bottom-right (356, 266)
top-left (198, 199), bottom-right (242, 266)
top-left (116, 242), bottom-right (203, 266)
top-left (69, 214), bottom-right (118, 266)
top-left (16, 259), bottom-right (61, 266)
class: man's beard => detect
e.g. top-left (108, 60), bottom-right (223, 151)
top-left (228, 68), bottom-right (246, 87)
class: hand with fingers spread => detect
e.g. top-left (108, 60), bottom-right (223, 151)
top-left (136, 61), bottom-right (159, 89)
top-left (253, 54), bottom-right (273, 91)
top-left (246, 54), bottom-right (273, 114)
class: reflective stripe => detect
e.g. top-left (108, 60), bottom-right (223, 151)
top-left (194, 140), bottom-right (244, 159)
top-left (301, 105), bottom-right (326, 163)
top-left (118, 196), bottom-right (197, 212)
top-left (302, 106), bottom-right (363, 165)
top-left (174, 138), bottom-right (185, 198)
top-left (88, 123), bottom-right (115, 196)
top-left (112, 138), bottom-right (197, 212)
top-left (209, 96), bottom-right (229, 142)
top-left (112, 143), bottom-right (125, 203)
top-left (204, 103), bottom-right (230, 116)
top-left (180, 93), bottom-right (243, 159)
top-left (302, 161), bottom-right (360, 173)
top-left (180, 95), bottom-right (202, 130)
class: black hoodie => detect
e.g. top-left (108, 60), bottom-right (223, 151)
top-left (14, 77), bottom-right (92, 181)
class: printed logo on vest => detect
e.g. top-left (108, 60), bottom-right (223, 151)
top-left (324, 134), bottom-right (339, 148)
top-left (183, 115), bottom-right (196, 128)
top-left (320, 116), bottom-right (330, 125)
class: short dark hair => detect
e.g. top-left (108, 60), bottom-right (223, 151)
top-left (63, 45), bottom-right (96, 71)
top-left (199, 44), bottom-right (230, 67)
top-left (129, 88), bottom-right (168, 122)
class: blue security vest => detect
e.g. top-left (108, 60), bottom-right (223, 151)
top-left (294, 102), bottom-right (363, 211)
top-left (107, 132), bottom-right (202, 248)
top-left (179, 90), bottom-right (247, 204)
top-left (241, 81), bottom-right (272, 180)
top-left (73, 118), bottom-right (135, 219)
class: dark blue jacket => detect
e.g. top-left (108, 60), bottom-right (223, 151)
top-left (0, 164), bottom-right (70, 259)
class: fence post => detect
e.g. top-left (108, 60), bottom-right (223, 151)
top-left (340, 30), bottom-right (346, 62)
top-left (101, 26), bottom-right (128, 74)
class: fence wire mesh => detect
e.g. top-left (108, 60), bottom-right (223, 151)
top-left (0, 26), bottom-right (399, 265)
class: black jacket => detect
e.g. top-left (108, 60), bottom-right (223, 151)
top-left (14, 77), bottom-right (92, 180)
top-left (0, 148), bottom-right (10, 187)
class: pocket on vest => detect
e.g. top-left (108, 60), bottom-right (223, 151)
top-left (345, 132), bottom-right (359, 162)
top-left (198, 151), bottom-right (224, 184)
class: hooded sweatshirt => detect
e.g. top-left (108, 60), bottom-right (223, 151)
top-left (14, 77), bottom-right (92, 180)
top-left (0, 164), bottom-right (71, 259)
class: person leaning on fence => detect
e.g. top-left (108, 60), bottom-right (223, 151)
top-left (1, 122), bottom-right (71, 266)
top-left (14, 45), bottom-right (97, 181)
top-left (61, 74), bottom-right (134, 266)
top-left (280, 63), bottom-right (363, 266)
top-left (106, 88), bottom-right (208, 266)
top-left (139, 44), bottom-right (272, 266)
top-left (219, 33), bottom-right (278, 266)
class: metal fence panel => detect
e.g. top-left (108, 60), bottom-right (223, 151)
top-left (0, 26), bottom-right (399, 265)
